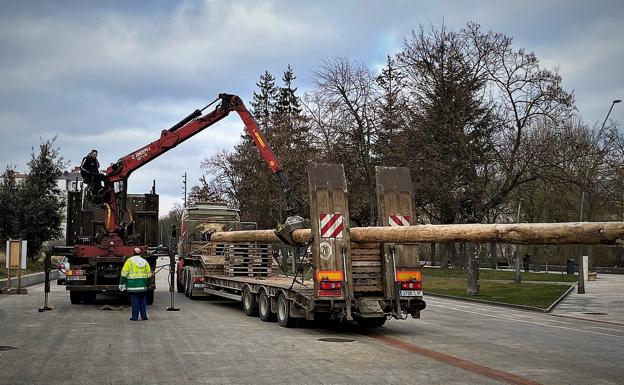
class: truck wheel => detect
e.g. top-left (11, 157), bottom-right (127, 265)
top-left (355, 316), bottom-right (387, 328)
top-left (242, 287), bottom-right (258, 316)
top-left (146, 290), bottom-right (154, 305)
top-left (184, 270), bottom-right (190, 298)
top-left (258, 291), bottom-right (275, 322)
top-left (277, 293), bottom-right (296, 328)
top-left (188, 281), bottom-right (197, 300)
top-left (83, 291), bottom-right (97, 304)
top-left (69, 291), bottom-right (83, 304)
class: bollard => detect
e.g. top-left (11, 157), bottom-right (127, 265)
top-left (577, 255), bottom-right (586, 294)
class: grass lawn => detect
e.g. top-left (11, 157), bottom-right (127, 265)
top-left (423, 267), bottom-right (578, 282)
top-left (423, 267), bottom-right (576, 309)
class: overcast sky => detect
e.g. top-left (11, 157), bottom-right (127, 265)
top-left (1, 0), bottom-right (622, 215)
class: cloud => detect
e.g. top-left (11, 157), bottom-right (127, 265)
top-left (1, 0), bottom-right (623, 216)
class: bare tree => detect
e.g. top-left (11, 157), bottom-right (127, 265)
top-left (312, 57), bottom-right (379, 225)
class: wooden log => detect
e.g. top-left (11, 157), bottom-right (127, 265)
top-left (210, 222), bottom-right (624, 245)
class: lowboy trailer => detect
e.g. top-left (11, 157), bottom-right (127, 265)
top-left (192, 164), bottom-right (426, 327)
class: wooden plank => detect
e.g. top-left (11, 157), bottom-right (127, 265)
top-left (350, 249), bottom-right (382, 256)
top-left (351, 261), bottom-right (381, 267)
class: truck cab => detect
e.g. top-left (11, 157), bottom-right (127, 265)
top-left (175, 202), bottom-right (256, 298)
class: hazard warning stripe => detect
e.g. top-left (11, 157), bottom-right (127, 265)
top-left (389, 215), bottom-right (411, 227)
top-left (320, 213), bottom-right (344, 238)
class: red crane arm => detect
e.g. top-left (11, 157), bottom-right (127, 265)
top-left (100, 93), bottom-right (294, 234)
top-left (105, 93), bottom-right (282, 182)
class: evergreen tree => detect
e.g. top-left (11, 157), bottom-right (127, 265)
top-left (17, 138), bottom-right (68, 260)
top-left (375, 55), bottom-right (407, 165)
top-left (273, 65), bottom-right (313, 218)
top-left (0, 167), bottom-right (19, 243)
top-left (251, 70), bottom-right (278, 132)
top-left (276, 65), bottom-right (302, 119)
top-left (230, 71), bottom-right (281, 227)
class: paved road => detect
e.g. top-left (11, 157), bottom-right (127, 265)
top-left (1, 261), bottom-right (623, 385)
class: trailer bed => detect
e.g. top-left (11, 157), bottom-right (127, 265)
top-left (203, 273), bottom-right (319, 311)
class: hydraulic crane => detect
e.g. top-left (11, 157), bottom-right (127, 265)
top-left (84, 93), bottom-right (304, 260)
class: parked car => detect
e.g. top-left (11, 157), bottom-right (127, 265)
top-left (57, 257), bottom-right (69, 285)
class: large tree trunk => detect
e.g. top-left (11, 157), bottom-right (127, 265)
top-left (212, 222), bottom-right (624, 245)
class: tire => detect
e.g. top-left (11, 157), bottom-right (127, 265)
top-left (277, 293), bottom-right (296, 328)
top-left (69, 291), bottom-right (83, 304)
top-left (258, 291), bottom-right (275, 322)
top-left (355, 316), bottom-right (387, 328)
top-left (175, 270), bottom-right (184, 293)
top-left (146, 290), bottom-right (154, 305)
top-left (184, 270), bottom-right (190, 298)
top-left (83, 291), bottom-right (97, 304)
top-left (242, 287), bottom-right (258, 316)
top-left (188, 282), bottom-right (197, 300)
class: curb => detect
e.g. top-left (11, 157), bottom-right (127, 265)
top-left (0, 271), bottom-right (59, 289)
top-left (424, 283), bottom-right (576, 314)
top-left (545, 283), bottom-right (577, 312)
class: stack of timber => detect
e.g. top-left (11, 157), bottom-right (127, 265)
top-left (222, 242), bottom-right (272, 277)
top-left (350, 242), bottom-right (383, 294)
top-left (198, 242), bottom-right (228, 274)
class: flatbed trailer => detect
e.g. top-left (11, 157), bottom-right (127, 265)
top-left (192, 164), bottom-right (426, 327)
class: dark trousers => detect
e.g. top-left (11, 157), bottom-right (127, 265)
top-left (83, 173), bottom-right (106, 192)
top-left (130, 292), bottom-right (147, 320)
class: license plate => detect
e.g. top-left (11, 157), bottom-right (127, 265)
top-left (193, 283), bottom-right (205, 289)
top-left (66, 276), bottom-right (86, 281)
top-left (400, 290), bottom-right (422, 297)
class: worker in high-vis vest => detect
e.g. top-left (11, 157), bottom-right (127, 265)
top-left (120, 247), bottom-right (152, 321)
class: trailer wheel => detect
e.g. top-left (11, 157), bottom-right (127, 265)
top-left (69, 291), bottom-right (83, 304)
top-left (146, 290), bottom-right (154, 305)
top-left (242, 287), bottom-right (258, 316)
top-left (355, 316), bottom-right (387, 328)
top-left (258, 291), bottom-right (275, 322)
top-left (277, 293), bottom-right (296, 328)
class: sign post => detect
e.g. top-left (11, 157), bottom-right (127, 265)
top-left (2, 239), bottom-right (28, 294)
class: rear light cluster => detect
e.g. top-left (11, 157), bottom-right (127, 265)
top-left (317, 270), bottom-right (344, 297)
top-left (319, 281), bottom-right (342, 290)
top-left (396, 270), bottom-right (422, 291)
top-left (66, 269), bottom-right (86, 276)
top-left (193, 277), bottom-right (205, 283)
top-left (400, 281), bottom-right (422, 290)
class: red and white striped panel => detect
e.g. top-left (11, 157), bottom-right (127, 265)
top-left (320, 213), bottom-right (344, 239)
top-left (388, 215), bottom-right (411, 227)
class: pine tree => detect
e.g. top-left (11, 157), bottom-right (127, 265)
top-left (251, 70), bottom-right (278, 133)
top-left (17, 138), bottom-right (68, 260)
top-left (276, 65), bottom-right (302, 119)
top-left (375, 55), bottom-right (407, 165)
top-left (0, 167), bottom-right (19, 243)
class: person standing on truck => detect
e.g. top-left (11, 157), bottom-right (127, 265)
top-left (80, 149), bottom-right (106, 194)
top-left (120, 247), bottom-right (152, 321)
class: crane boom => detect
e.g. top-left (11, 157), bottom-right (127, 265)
top-left (96, 93), bottom-right (295, 236)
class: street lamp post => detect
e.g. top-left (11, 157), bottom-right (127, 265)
top-left (579, 99), bottom-right (621, 221)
